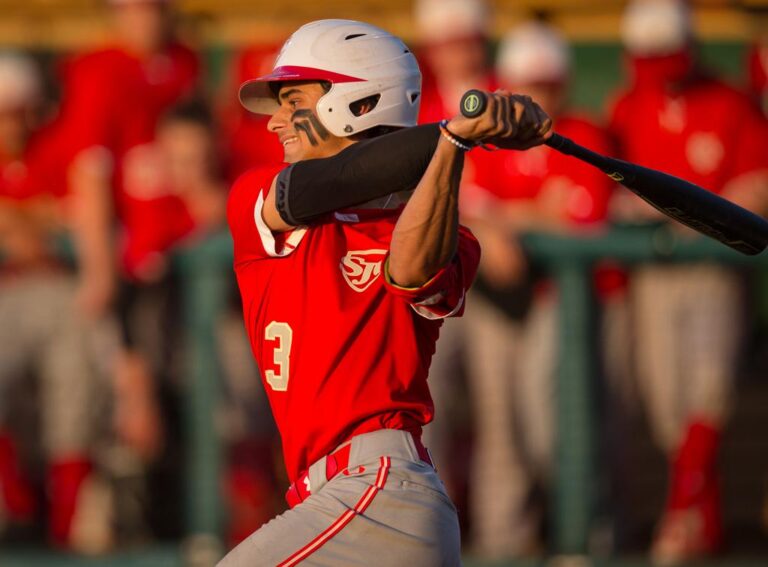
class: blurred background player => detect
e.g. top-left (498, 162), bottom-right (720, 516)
top-left (53, 0), bottom-right (202, 541)
top-left (117, 99), bottom-right (227, 540)
top-left (113, 99), bottom-right (227, 541)
top-left (57, 0), bottom-right (200, 319)
top-left (415, 0), bottom-right (495, 124)
top-left (610, 0), bottom-right (768, 562)
top-left (0, 52), bottom-right (110, 553)
top-left (457, 21), bottom-right (618, 558)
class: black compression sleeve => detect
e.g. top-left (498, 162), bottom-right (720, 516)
top-left (275, 123), bottom-right (440, 226)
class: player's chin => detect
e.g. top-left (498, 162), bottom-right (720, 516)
top-left (283, 146), bottom-right (304, 164)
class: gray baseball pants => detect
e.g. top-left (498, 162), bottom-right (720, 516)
top-left (217, 429), bottom-right (462, 567)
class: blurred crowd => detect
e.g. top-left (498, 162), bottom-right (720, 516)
top-left (0, 0), bottom-right (767, 563)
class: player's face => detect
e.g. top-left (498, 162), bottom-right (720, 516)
top-left (268, 82), bottom-right (353, 163)
top-left (157, 120), bottom-right (215, 192)
top-left (503, 81), bottom-right (566, 118)
top-left (424, 35), bottom-right (488, 83)
top-left (111, 1), bottom-right (170, 55)
top-left (0, 107), bottom-right (31, 155)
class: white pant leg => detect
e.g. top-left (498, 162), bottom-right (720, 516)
top-left (463, 294), bottom-right (536, 558)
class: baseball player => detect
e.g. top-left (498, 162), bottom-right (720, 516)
top-left (221, 19), bottom-right (551, 566)
top-left (457, 21), bottom-right (620, 557)
top-left (611, 0), bottom-right (768, 561)
top-left (57, 0), bottom-right (199, 319)
top-left (0, 52), bottom-right (107, 552)
top-left (47, 0), bottom-right (201, 542)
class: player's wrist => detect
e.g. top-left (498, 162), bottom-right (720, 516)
top-left (445, 117), bottom-right (487, 143)
top-left (439, 119), bottom-right (476, 152)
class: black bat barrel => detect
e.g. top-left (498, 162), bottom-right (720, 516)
top-left (458, 89), bottom-right (768, 256)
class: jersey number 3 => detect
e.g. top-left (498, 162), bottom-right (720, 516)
top-left (265, 321), bottom-right (293, 391)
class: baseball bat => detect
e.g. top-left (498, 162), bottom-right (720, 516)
top-left (459, 89), bottom-right (768, 255)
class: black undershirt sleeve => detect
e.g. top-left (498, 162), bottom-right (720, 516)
top-left (275, 123), bottom-right (441, 226)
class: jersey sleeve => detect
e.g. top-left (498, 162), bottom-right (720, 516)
top-left (383, 225), bottom-right (480, 319)
top-left (227, 166), bottom-right (308, 265)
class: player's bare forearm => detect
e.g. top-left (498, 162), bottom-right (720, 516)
top-left (68, 150), bottom-right (117, 317)
top-left (388, 138), bottom-right (464, 287)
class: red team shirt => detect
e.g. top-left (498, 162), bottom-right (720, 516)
top-left (56, 44), bottom-right (200, 278)
top-left (228, 165), bottom-right (480, 481)
top-left (471, 114), bottom-right (613, 224)
top-left (610, 76), bottom-right (768, 193)
top-left (0, 128), bottom-right (67, 203)
top-left (418, 70), bottom-right (499, 193)
top-left (57, 45), bottom-right (199, 160)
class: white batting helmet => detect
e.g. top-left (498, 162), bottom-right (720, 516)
top-left (621, 0), bottom-right (692, 56)
top-left (239, 19), bottom-right (422, 137)
top-left (496, 22), bottom-right (570, 85)
top-left (0, 52), bottom-right (41, 111)
top-left (414, 0), bottom-right (490, 44)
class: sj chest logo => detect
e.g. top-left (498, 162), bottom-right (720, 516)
top-left (340, 249), bottom-right (387, 293)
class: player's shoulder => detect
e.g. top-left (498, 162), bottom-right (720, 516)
top-left (63, 47), bottom-right (133, 86)
top-left (693, 74), bottom-right (742, 95)
top-left (74, 47), bottom-right (130, 70)
top-left (232, 164), bottom-right (285, 194)
top-left (557, 112), bottom-right (611, 147)
top-left (165, 41), bottom-right (201, 69)
top-left (606, 86), bottom-right (635, 110)
top-left (690, 75), bottom-right (762, 119)
top-left (557, 112), bottom-right (606, 136)
top-left (228, 164), bottom-right (286, 218)
top-left (604, 87), bottom-right (638, 131)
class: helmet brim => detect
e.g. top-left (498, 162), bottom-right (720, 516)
top-left (238, 65), bottom-right (365, 115)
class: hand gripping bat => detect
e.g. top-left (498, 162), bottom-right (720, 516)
top-left (459, 89), bottom-right (768, 255)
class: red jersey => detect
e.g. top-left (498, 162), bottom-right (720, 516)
top-left (57, 44), bottom-right (200, 161)
top-left (0, 126), bottom-right (68, 203)
top-left (609, 76), bottom-right (768, 193)
top-left (117, 140), bottom-right (198, 279)
top-left (228, 166), bottom-right (480, 481)
top-left (471, 114), bottom-right (624, 297)
top-left (472, 114), bottom-right (614, 224)
top-left (120, 193), bottom-right (195, 279)
top-left (56, 43), bottom-right (200, 275)
top-left (0, 125), bottom-right (71, 267)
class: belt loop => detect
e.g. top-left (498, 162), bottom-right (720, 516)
top-left (307, 455), bottom-right (328, 496)
top-left (407, 431), bottom-right (434, 468)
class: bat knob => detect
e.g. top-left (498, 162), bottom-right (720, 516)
top-left (460, 90), bottom-right (487, 118)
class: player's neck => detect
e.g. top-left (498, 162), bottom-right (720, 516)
top-left (295, 137), bottom-right (356, 163)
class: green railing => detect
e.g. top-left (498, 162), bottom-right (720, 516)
top-left (521, 225), bottom-right (768, 555)
top-left (2, 225), bottom-right (767, 567)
